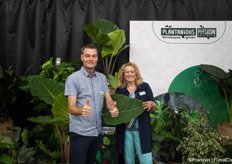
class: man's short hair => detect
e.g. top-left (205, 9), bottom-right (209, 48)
top-left (81, 44), bottom-right (98, 54)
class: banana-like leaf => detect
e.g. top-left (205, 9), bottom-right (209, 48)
top-left (51, 92), bottom-right (69, 127)
top-left (93, 19), bottom-right (119, 34)
top-left (0, 135), bottom-right (18, 148)
top-left (28, 76), bottom-right (64, 105)
top-left (102, 94), bottom-right (144, 125)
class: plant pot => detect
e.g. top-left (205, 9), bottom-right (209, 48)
top-left (0, 118), bottom-right (14, 136)
top-left (216, 121), bottom-right (232, 145)
top-left (109, 87), bottom-right (116, 95)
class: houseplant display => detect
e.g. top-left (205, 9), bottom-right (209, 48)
top-left (151, 101), bottom-right (199, 163)
top-left (200, 64), bottom-right (232, 144)
top-left (176, 112), bottom-right (226, 163)
top-left (84, 18), bottom-right (130, 80)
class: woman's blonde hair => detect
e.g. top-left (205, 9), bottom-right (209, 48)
top-left (118, 62), bottom-right (143, 89)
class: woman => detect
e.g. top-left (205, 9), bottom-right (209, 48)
top-left (115, 62), bottom-right (156, 164)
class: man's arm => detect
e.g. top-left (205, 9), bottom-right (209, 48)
top-left (68, 96), bottom-right (91, 117)
top-left (104, 92), bottom-right (119, 117)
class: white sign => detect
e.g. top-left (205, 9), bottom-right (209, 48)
top-left (130, 21), bottom-right (232, 96)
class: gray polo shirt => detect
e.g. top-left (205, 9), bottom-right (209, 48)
top-left (65, 67), bottom-right (109, 136)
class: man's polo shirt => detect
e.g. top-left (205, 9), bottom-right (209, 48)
top-left (65, 67), bottom-right (109, 136)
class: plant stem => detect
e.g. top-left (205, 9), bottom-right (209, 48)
top-left (56, 125), bottom-right (64, 164)
top-left (111, 54), bottom-right (118, 75)
top-left (105, 57), bottom-right (109, 79)
top-left (108, 54), bottom-right (114, 76)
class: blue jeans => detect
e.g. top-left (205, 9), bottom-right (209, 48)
top-left (124, 130), bottom-right (152, 164)
top-left (70, 132), bottom-right (101, 164)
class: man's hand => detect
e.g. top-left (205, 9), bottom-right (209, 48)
top-left (82, 97), bottom-right (92, 117)
top-left (109, 101), bottom-right (119, 117)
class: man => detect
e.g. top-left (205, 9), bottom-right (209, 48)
top-left (65, 44), bottom-right (119, 164)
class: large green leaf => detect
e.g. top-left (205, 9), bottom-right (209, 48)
top-left (200, 64), bottom-right (228, 79)
top-left (28, 76), bottom-right (64, 105)
top-left (101, 45), bottom-right (113, 57)
top-left (109, 72), bottom-right (119, 89)
top-left (84, 24), bottom-right (111, 47)
top-left (102, 94), bottom-right (144, 125)
top-left (0, 154), bottom-right (12, 164)
top-left (93, 19), bottom-right (119, 34)
top-left (51, 92), bottom-right (69, 127)
top-left (107, 30), bottom-right (126, 57)
top-left (27, 116), bottom-right (60, 125)
top-left (0, 135), bottom-right (18, 148)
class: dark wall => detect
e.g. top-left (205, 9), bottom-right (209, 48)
top-left (1, 0), bottom-right (232, 75)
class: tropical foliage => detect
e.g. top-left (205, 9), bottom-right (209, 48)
top-left (151, 101), bottom-right (200, 163)
top-left (102, 94), bottom-right (144, 125)
top-left (176, 112), bottom-right (226, 163)
top-left (84, 19), bottom-right (130, 79)
top-left (200, 64), bottom-right (232, 124)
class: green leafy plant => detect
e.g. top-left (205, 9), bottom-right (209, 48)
top-left (200, 64), bottom-right (232, 124)
top-left (84, 19), bottom-right (130, 79)
top-left (151, 102), bottom-right (199, 163)
top-left (39, 57), bottom-right (81, 83)
top-left (0, 65), bottom-right (31, 122)
top-left (27, 76), bottom-right (69, 164)
top-left (108, 72), bottom-right (119, 89)
top-left (0, 127), bottom-right (35, 164)
top-left (176, 112), bottom-right (226, 163)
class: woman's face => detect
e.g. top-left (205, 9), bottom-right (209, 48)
top-left (124, 66), bottom-right (136, 83)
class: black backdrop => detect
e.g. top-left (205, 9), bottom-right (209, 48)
top-left (1, 0), bottom-right (232, 76)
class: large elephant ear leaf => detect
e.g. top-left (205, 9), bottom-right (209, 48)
top-left (51, 92), bottom-right (69, 127)
top-left (93, 18), bottom-right (119, 34)
top-left (29, 76), bottom-right (64, 105)
top-left (102, 94), bottom-right (144, 125)
top-left (84, 24), bottom-right (111, 47)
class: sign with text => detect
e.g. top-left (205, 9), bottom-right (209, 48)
top-left (130, 21), bottom-right (232, 96)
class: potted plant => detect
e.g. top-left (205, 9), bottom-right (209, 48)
top-left (200, 64), bottom-right (232, 145)
top-left (176, 112), bottom-right (226, 163)
top-left (84, 19), bottom-right (130, 80)
top-left (151, 101), bottom-right (199, 163)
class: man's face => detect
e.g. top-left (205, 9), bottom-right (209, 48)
top-left (81, 48), bottom-right (98, 70)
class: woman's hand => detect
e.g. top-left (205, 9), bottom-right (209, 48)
top-left (143, 101), bottom-right (157, 111)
